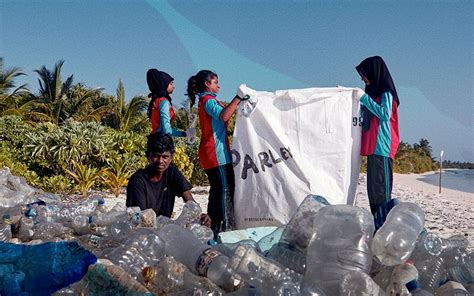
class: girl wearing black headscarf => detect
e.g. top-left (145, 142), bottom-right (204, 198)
top-left (147, 68), bottom-right (187, 137)
top-left (354, 56), bottom-right (400, 228)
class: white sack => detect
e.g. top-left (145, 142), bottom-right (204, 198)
top-left (231, 85), bottom-right (362, 229)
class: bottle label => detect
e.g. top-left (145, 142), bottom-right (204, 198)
top-left (195, 248), bottom-right (220, 277)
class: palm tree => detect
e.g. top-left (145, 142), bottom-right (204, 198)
top-left (107, 80), bottom-right (148, 132)
top-left (0, 58), bottom-right (29, 114)
top-left (414, 138), bottom-right (433, 158)
top-left (65, 83), bottom-right (109, 122)
top-left (33, 60), bottom-right (74, 124)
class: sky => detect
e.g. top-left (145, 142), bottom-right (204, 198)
top-left (1, 0), bottom-right (473, 162)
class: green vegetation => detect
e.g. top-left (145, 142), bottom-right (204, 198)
top-left (0, 58), bottom-right (471, 197)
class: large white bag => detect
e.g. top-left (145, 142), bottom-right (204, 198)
top-left (231, 85), bottom-right (362, 229)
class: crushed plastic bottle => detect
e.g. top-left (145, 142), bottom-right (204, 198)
top-left (372, 202), bottom-right (425, 266)
top-left (214, 239), bottom-right (262, 258)
top-left (415, 257), bottom-right (447, 293)
top-left (301, 205), bottom-right (374, 296)
top-left (228, 244), bottom-right (302, 296)
top-left (174, 200), bottom-right (202, 228)
top-left (266, 195), bottom-right (329, 274)
top-left (83, 261), bottom-right (152, 295)
top-left (158, 223), bottom-right (241, 292)
top-left (103, 228), bottom-right (165, 279)
top-left (142, 256), bottom-right (224, 295)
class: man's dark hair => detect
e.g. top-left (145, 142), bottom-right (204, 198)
top-left (146, 133), bottom-right (175, 157)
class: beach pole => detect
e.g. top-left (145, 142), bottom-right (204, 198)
top-left (439, 150), bottom-right (444, 194)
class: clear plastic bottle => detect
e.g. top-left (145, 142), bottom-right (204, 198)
top-left (174, 200), bottom-right (202, 228)
top-left (70, 215), bottom-right (92, 235)
top-left (340, 270), bottom-right (386, 296)
top-left (142, 256), bottom-right (224, 295)
top-left (266, 195), bottom-right (329, 274)
top-left (16, 216), bottom-right (35, 242)
top-left (83, 262), bottom-right (152, 295)
top-left (372, 202), bottom-right (425, 266)
top-left (301, 205), bottom-right (374, 296)
top-left (0, 166), bottom-right (10, 184)
top-left (158, 223), bottom-right (241, 292)
top-left (415, 257), bottom-right (447, 293)
top-left (446, 265), bottom-right (473, 287)
top-left (228, 244), bottom-right (301, 296)
top-left (385, 262), bottom-right (418, 296)
top-left (213, 239), bottom-right (262, 258)
top-left (32, 222), bottom-right (73, 241)
top-left (189, 223), bottom-right (214, 244)
top-left (279, 194), bottom-right (330, 251)
top-left (434, 281), bottom-right (470, 295)
top-left (103, 229), bottom-right (165, 279)
top-left (423, 233), bottom-right (469, 257)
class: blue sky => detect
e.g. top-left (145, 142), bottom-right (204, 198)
top-left (1, 0), bottom-right (472, 162)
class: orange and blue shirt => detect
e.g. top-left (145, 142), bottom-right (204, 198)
top-left (360, 91), bottom-right (399, 159)
top-left (197, 92), bottom-right (232, 170)
top-left (150, 97), bottom-right (185, 137)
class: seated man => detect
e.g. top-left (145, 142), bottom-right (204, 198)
top-left (126, 133), bottom-right (211, 227)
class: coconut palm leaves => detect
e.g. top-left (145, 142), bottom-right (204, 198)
top-left (107, 80), bottom-right (148, 132)
top-left (33, 60), bottom-right (74, 124)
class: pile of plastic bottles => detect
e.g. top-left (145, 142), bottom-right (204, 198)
top-left (1, 167), bottom-right (473, 295)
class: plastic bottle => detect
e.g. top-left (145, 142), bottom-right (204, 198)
top-left (32, 222), bottom-right (73, 241)
top-left (405, 280), bottom-right (434, 296)
top-left (446, 265), bottom-right (473, 287)
top-left (142, 256), bottom-right (224, 295)
top-left (103, 228), bottom-right (165, 279)
top-left (415, 257), bottom-right (447, 293)
top-left (301, 205), bottom-right (374, 296)
top-left (213, 239), bottom-right (262, 258)
top-left (372, 202), bottom-right (425, 266)
top-left (423, 233), bottom-right (469, 257)
top-left (434, 281), bottom-right (470, 295)
top-left (228, 244), bottom-right (301, 296)
top-left (187, 113), bottom-right (198, 145)
top-left (0, 167), bottom-right (10, 184)
top-left (15, 216), bottom-right (35, 242)
top-left (279, 194), bottom-right (330, 251)
top-left (385, 262), bottom-right (418, 296)
top-left (189, 223), bottom-right (214, 244)
top-left (265, 195), bottom-right (329, 274)
top-left (83, 262), bottom-right (152, 295)
top-left (70, 215), bottom-right (92, 235)
top-left (156, 215), bottom-right (174, 230)
top-left (158, 223), bottom-right (241, 292)
top-left (174, 200), bottom-right (202, 228)
top-left (340, 270), bottom-right (386, 296)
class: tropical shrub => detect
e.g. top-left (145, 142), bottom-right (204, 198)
top-left (101, 157), bottom-right (134, 197)
top-left (65, 160), bottom-right (102, 198)
top-left (40, 174), bottom-right (72, 194)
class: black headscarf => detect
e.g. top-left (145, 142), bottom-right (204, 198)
top-left (355, 56), bottom-right (399, 106)
top-left (146, 68), bottom-right (174, 118)
top-left (355, 56), bottom-right (399, 131)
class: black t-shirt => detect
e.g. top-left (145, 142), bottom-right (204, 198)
top-left (126, 164), bottom-right (192, 217)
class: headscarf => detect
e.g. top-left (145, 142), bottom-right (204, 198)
top-left (355, 56), bottom-right (399, 131)
top-left (355, 56), bottom-right (399, 106)
top-left (146, 68), bottom-right (174, 118)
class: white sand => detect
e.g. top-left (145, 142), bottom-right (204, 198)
top-left (109, 169), bottom-right (473, 249)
